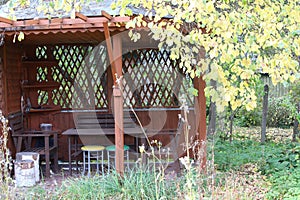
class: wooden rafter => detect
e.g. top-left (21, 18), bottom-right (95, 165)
top-left (101, 10), bottom-right (113, 20)
top-left (0, 16), bottom-right (14, 25)
top-left (103, 20), bottom-right (117, 85)
top-left (75, 12), bottom-right (88, 22)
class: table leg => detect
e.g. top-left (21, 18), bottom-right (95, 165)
top-left (68, 136), bottom-right (72, 176)
top-left (74, 136), bottom-right (79, 173)
top-left (53, 133), bottom-right (58, 173)
top-left (45, 136), bottom-right (50, 178)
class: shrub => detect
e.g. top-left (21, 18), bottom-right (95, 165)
top-left (235, 107), bottom-right (262, 127)
top-left (267, 96), bottom-right (296, 128)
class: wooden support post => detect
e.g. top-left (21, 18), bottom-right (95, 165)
top-left (103, 18), bottom-right (124, 174)
top-left (113, 85), bottom-right (124, 175)
top-left (193, 76), bottom-right (207, 170)
top-left (113, 35), bottom-right (124, 175)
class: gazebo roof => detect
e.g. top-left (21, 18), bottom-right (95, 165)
top-left (0, 0), bottom-right (137, 44)
top-left (0, 0), bottom-right (123, 20)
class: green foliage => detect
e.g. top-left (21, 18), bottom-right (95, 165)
top-left (42, 168), bottom-right (178, 200)
top-left (235, 106), bottom-right (262, 127)
top-left (262, 143), bottom-right (300, 199)
top-left (261, 143), bottom-right (300, 174)
top-left (213, 139), bottom-right (282, 171)
top-left (267, 96), bottom-right (296, 128)
top-left (213, 134), bottom-right (300, 199)
top-left (266, 168), bottom-right (300, 200)
top-left (116, 0), bottom-right (300, 113)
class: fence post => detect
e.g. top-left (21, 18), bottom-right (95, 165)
top-left (261, 84), bottom-right (269, 143)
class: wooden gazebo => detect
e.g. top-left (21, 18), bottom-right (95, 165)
top-left (0, 1), bottom-right (206, 174)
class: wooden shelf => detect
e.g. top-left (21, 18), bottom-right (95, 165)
top-left (22, 81), bottom-right (60, 89)
top-left (29, 106), bottom-right (61, 113)
top-left (22, 60), bottom-right (58, 67)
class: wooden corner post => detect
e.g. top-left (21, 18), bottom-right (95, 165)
top-left (113, 84), bottom-right (124, 175)
top-left (193, 75), bottom-right (207, 170)
top-left (103, 12), bottom-right (125, 175)
top-left (113, 34), bottom-right (124, 175)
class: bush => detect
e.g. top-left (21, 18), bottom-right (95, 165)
top-left (235, 107), bottom-right (262, 127)
top-left (267, 96), bottom-right (296, 128)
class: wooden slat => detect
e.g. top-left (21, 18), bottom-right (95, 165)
top-left (51, 18), bottom-right (63, 24)
top-left (22, 60), bottom-right (58, 67)
top-left (1, 16), bottom-right (129, 32)
top-left (0, 16), bottom-right (14, 25)
top-left (25, 19), bottom-right (40, 25)
top-left (75, 12), bottom-right (88, 22)
top-left (103, 21), bottom-right (117, 84)
top-left (101, 10), bottom-right (113, 20)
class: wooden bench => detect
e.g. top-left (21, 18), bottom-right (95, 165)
top-left (75, 113), bottom-right (138, 129)
top-left (8, 112), bottom-right (58, 178)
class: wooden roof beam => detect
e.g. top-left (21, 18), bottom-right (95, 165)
top-left (75, 12), bottom-right (88, 22)
top-left (0, 16), bottom-right (14, 25)
top-left (103, 21), bottom-right (117, 84)
top-left (101, 10), bottom-right (113, 20)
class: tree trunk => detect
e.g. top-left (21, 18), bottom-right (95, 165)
top-left (292, 102), bottom-right (300, 142)
top-left (261, 84), bottom-right (269, 143)
top-left (208, 80), bottom-right (217, 135)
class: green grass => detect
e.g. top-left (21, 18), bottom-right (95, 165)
top-left (213, 137), bottom-right (300, 199)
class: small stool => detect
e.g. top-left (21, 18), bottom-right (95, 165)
top-left (106, 145), bottom-right (130, 172)
top-left (81, 145), bottom-right (105, 177)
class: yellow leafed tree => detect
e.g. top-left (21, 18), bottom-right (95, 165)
top-left (112, 0), bottom-right (300, 112)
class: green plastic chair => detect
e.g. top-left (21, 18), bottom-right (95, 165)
top-left (106, 145), bottom-right (130, 172)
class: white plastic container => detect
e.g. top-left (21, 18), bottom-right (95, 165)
top-left (16, 152), bottom-right (40, 182)
top-left (14, 160), bottom-right (36, 187)
top-left (40, 123), bottom-right (53, 131)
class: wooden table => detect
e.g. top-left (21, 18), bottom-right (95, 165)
top-left (62, 127), bottom-right (145, 175)
top-left (13, 130), bottom-right (58, 178)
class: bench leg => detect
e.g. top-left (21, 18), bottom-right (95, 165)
top-left (45, 136), bottom-right (50, 178)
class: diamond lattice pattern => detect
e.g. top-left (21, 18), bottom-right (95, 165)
top-left (36, 45), bottom-right (108, 109)
top-left (122, 49), bottom-right (193, 108)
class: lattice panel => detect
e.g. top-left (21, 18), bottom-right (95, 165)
top-left (35, 45), bottom-right (108, 109)
top-left (36, 46), bottom-right (48, 60)
top-left (122, 49), bottom-right (193, 108)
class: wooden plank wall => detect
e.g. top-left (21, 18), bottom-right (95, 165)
top-left (3, 44), bottom-right (23, 115)
top-left (0, 47), bottom-right (4, 112)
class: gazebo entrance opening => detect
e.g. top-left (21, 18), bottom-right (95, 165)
top-left (20, 42), bottom-right (195, 169)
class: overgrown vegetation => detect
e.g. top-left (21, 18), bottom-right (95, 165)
top-left (267, 96), bottom-right (296, 128)
top-left (15, 134), bottom-right (296, 199)
top-left (0, 111), bottom-right (14, 200)
top-left (235, 95), bottom-right (298, 129)
top-left (213, 131), bottom-right (300, 200)
top-left (0, 127), bottom-right (298, 199)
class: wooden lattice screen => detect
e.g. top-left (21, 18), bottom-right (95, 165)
top-left (35, 45), bottom-right (108, 109)
top-left (34, 46), bottom-right (192, 110)
top-left (122, 49), bottom-right (193, 108)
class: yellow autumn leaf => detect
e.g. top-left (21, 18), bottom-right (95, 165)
top-left (241, 58), bottom-right (251, 67)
